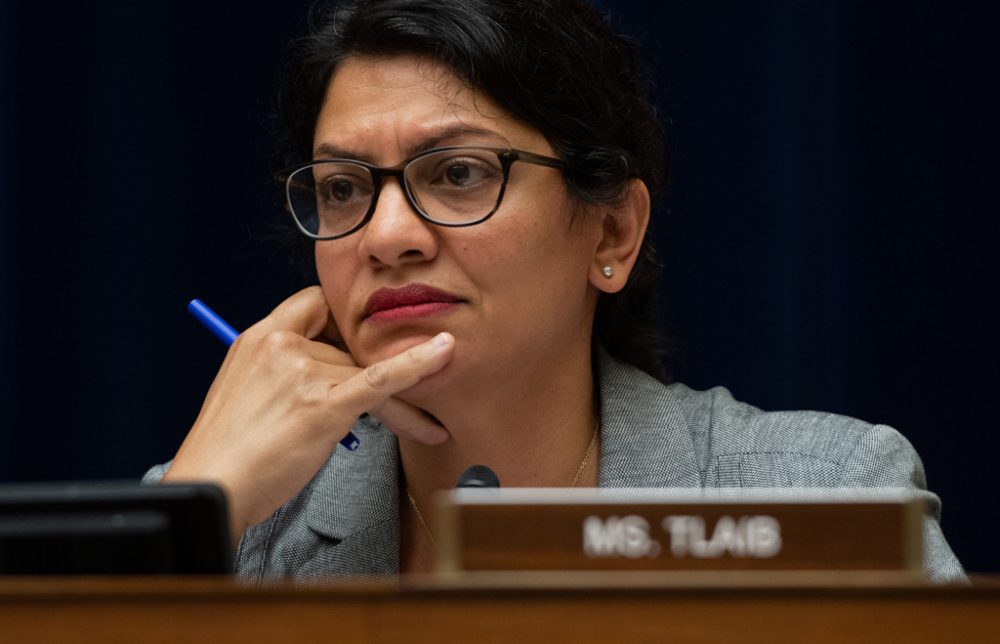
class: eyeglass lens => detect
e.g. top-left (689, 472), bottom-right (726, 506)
top-left (286, 148), bottom-right (506, 238)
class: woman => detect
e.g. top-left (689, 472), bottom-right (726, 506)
top-left (146, 0), bottom-right (964, 581)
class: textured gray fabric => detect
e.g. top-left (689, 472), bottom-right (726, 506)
top-left (143, 350), bottom-right (965, 583)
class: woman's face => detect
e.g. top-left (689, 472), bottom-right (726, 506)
top-left (313, 55), bottom-right (603, 398)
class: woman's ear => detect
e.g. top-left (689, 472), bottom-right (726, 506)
top-left (589, 178), bottom-right (651, 293)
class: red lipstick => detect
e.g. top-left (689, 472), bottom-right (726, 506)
top-left (364, 284), bottom-right (463, 323)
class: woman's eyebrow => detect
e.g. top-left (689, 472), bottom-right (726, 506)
top-left (312, 125), bottom-right (508, 161)
top-left (312, 142), bottom-right (361, 161)
top-left (406, 125), bottom-right (508, 156)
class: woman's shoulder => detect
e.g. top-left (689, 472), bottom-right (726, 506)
top-left (668, 382), bottom-right (921, 487)
top-left (599, 355), bottom-right (965, 582)
top-left (597, 349), bottom-right (924, 488)
top-left (667, 383), bottom-right (871, 463)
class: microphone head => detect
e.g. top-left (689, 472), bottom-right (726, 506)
top-left (456, 465), bottom-right (501, 488)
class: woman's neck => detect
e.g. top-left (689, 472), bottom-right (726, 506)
top-left (397, 339), bottom-right (600, 573)
top-left (397, 337), bottom-right (600, 525)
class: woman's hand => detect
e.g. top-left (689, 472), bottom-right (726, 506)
top-left (162, 286), bottom-right (454, 539)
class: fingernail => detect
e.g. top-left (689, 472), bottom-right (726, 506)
top-left (432, 332), bottom-right (451, 348)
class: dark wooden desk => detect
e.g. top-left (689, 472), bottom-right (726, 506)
top-left (0, 572), bottom-right (996, 643)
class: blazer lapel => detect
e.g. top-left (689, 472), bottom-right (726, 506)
top-left (302, 417), bottom-right (402, 576)
top-left (597, 349), bottom-right (703, 488)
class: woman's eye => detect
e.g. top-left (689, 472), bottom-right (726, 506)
top-left (328, 180), bottom-right (354, 201)
top-left (445, 164), bottom-right (472, 185)
top-left (318, 175), bottom-right (368, 205)
top-left (432, 157), bottom-right (498, 188)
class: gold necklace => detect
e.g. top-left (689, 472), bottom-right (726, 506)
top-left (570, 420), bottom-right (600, 487)
top-left (406, 487), bottom-right (439, 553)
top-left (405, 421), bottom-right (600, 552)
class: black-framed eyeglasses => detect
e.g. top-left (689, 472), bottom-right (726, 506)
top-left (277, 146), bottom-right (564, 240)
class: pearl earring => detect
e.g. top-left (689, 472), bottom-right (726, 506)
top-left (601, 266), bottom-right (614, 278)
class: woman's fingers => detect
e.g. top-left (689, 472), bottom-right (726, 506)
top-left (332, 333), bottom-right (455, 422)
top-left (258, 285), bottom-right (333, 340)
top-left (370, 397), bottom-right (450, 445)
top-left (291, 330), bottom-right (455, 442)
top-left (299, 333), bottom-right (450, 444)
top-left (167, 289), bottom-right (455, 538)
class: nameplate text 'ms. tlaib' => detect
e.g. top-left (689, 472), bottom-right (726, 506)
top-left (433, 489), bottom-right (923, 573)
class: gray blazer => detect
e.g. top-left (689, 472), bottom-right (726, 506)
top-left (144, 351), bottom-right (965, 582)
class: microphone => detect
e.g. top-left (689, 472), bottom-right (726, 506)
top-left (456, 465), bottom-right (500, 488)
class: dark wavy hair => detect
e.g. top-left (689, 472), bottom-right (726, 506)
top-left (278, 0), bottom-right (673, 382)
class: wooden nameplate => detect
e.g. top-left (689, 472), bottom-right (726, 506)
top-left (433, 489), bottom-right (923, 573)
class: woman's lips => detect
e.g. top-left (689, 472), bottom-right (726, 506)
top-left (364, 284), bottom-right (463, 323)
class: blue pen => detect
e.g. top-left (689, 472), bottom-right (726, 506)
top-left (187, 299), bottom-right (361, 452)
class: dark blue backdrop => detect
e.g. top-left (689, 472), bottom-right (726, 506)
top-left (1, 1), bottom-right (997, 571)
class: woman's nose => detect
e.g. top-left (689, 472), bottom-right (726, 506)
top-left (357, 177), bottom-right (439, 268)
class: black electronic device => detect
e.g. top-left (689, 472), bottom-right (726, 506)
top-left (0, 481), bottom-right (232, 575)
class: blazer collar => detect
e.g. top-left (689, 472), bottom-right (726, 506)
top-left (596, 347), bottom-right (703, 488)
